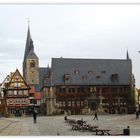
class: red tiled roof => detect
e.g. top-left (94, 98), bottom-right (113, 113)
top-left (29, 86), bottom-right (35, 93)
top-left (28, 86), bottom-right (41, 99)
top-left (35, 92), bottom-right (41, 100)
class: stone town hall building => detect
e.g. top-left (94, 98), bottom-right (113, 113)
top-left (23, 26), bottom-right (136, 115)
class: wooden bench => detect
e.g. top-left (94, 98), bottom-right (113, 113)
top-left (95, 129), bottom-right (111, 135)
top-left (81, 124), bottom-right (98, 131)
top-left (72, 124), bottom-right (81, 130)
top-left (68, 119), bottom-right (77, 124)
top-left (77, 120), bottom-right (87, 125)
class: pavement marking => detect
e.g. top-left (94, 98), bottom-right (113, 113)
top-left (0, 121), bottom-right (14, 134)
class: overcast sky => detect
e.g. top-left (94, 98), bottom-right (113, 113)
top-left (0, 4), bottom-right (140, 88)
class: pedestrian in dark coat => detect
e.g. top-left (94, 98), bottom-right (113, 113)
top-left (33, 109), bottom-right (37, 123)
top-left (136, 111), bottom-right (139, 119)
top-left (93, 111), bottom-right (98, 120)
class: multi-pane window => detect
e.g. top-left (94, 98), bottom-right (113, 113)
top-left (68, 88), bottom-right (72, 93)
top-left (111, 73), bottom-right (119, 82)
top-left (8, 90), bottom-right (13, 96)
top-left (81, 101), bottom-right (84, 106)
top-left (9, 98), bottom-right (13, 104)
top-left (77, 101), bottom-right (80, 106)
top-left (59, 101), bottom-right (62, 107)
top-left (18, 90), bottom-right (22, 96)
top-left (58, 88), bottom-right (62, 93)
top-left (30, 99), bottom-right (34, 104)
top-left (14, 82), bottom-right (21, 87)
top-left (23, 90), bottom-right (28, 96)
top-left (72, 88), bottom-right (75, 93)
top-left (14, 90), bottom-right (17, 95)
top-left (9, 108), bottom-right (15, 114)
top-left (68, 101), bottom-right (71, 106)
top-left (22, 108), bottom-right (26, 114)
top-left (59, 88), bottom-right (66, 93)
top-left (37, 100), bottom-right (40, 106)
top-left (7, 99), bottom-right (9, 104)
top-left (16, 99), bottom-right (20, 104)
top-left (77, 88), bottom-right (80, 93)
top-left (72, 101), bottom-right (75, 106)
top-left (22, 98), bottom-right (26, 104)
top-left (63, 101), bottom-right (66, 106)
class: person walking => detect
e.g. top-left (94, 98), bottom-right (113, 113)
top-left (93, 111), bottom-right (98, 120)
top-left (136, 111), bottom-right (139, 119)
top-left (33, 109), bottom-right (37, 124)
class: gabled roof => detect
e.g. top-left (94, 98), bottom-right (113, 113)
top-left (39, 67), bottom-right (49, 85)
top-left (6, 69), bottom-right (30, 90)
top-left (51, 58), bottom-right (132, 86)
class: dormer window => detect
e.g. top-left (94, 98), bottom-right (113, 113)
top-left (64, 74), bottom-right (70, 82)
top-left (88, 70), bottom-right (93, 74)
top-left (101, 70), bottom-right (106, 74)
top-left (96, 75), bottom-right (101, 79)
top-left (82, 75), bottom-right (87, 80)
top-left (74, 70), bottom-right (80, 74)
top-left (111, 73), bottom-right (119, 82)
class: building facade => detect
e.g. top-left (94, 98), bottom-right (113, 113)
top-left (2, 69), bottom-right (30, 117)
top-left (41, 57), bottom-right (135, 115)
top-left (22, 26), bottom-right (136, 115)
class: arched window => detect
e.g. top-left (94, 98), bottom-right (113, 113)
top-left (30, 60), bottom-right (35, 68)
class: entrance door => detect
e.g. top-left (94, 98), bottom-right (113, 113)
top-left (15, 108), bottom-right (21, 117)
top-left (91, 102), bottom-right (97, 111)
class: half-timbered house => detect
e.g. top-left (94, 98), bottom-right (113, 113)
top-left (3, 69), bottom-right (30, 117)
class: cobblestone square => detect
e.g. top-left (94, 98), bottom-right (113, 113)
top-left (0, 114), bottom-right (140, 136)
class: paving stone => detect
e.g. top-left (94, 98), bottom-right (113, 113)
top-left (0, 114), bottom-right (140, 136)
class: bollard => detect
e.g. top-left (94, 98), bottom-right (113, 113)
top-left (123, 126), bottom-right (130, 136)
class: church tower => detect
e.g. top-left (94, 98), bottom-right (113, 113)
top-left (23, 25), bottom-right (39, 85)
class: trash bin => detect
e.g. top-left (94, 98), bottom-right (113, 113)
top-left (123, 128), bottom-right (130, 135)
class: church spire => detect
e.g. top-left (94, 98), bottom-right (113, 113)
top-left (23, 21), bottom-right (34, 61)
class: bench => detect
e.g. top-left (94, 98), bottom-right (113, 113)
top-left (95, 129), bottom-right (111, 135)
top-left (68, 119), bottom-right (77, 124)
top-left (72, 124), bottom-right (81, 130)
top-left (81, 124), bottom-right (98, 131)
top-left (77, 120), bottom-right (87, 125)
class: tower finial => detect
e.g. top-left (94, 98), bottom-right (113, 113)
top-left (27, 18), bottom-right (30, 28)
top-left (126, 49), bottom-right (130, 60)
